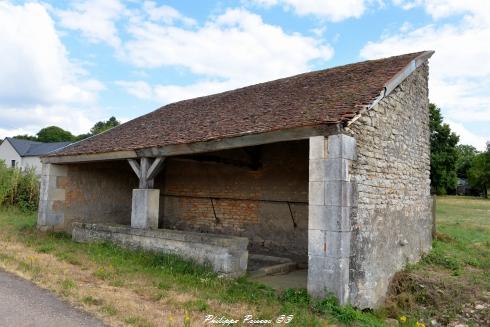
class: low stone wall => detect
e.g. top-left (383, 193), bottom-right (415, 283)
top-left (72, 223), bottom-right (249, 277)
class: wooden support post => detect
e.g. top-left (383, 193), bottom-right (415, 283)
top-left (140, 157), bottom-right (150, 188)
top-left (128, 157), bottom-right (166, 189)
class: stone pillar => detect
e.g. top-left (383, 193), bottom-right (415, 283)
top-left (38, 163), bottom-right (68, 231)
top-left (131, 189), bottom-right (159, 229)
top-left (307, 134), bottom-right (356, 304)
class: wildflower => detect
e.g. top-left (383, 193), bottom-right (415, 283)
top-left (415, 322), bottom-right (426, 327)
top-left (399, 316), bottom-right (407, 323)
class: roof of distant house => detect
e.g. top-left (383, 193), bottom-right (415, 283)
top-left (51, 51), bottom-right (433, 157)
top-left (5, 138), bottom-right (71, 157)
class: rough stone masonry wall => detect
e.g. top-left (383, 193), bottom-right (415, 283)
top-left (42, 161), bottom-right (137, 232)
top-left (159, 141), bottom-right (309, 262)
top-left (346, 63), bottom-right (432, 308)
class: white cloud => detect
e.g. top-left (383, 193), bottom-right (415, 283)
top-left (115, 80), bottom-right (153, 100)
top-left (446, 120), bottom-right (488, 151)
top-left (0, 2), bottom-right (105, 138)
top-left (0, 2), bottom-right (102, 106)
top-left (119, 8), bottom-right (333, 102)
top-left (125, 8), bottom-right (333, 80)
top-left (117, 80), bottom-right (242, 104)
top-left (392, 0), bottom-right (490, 20)
top-left (0, 105), bottom-right (103, 138)
top-left (142, 1), bottom-right (196, 26)
top-left (248, 0), bottom-right (370, 21)
top-left (360, 1), bottom-right (490, 150)
top-left (56, 0), bottom-right (125, 48)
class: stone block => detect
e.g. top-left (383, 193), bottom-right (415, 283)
top-left (37, 163), bottom-right (67, 231)
top-left (131, 189), bottom-right (160, 229)
top-left (307, 255), bottom-right (350, 303)
top-left (39, 174), bottom-right (57, 201)
top-left (44, 212), bottom-right (64, 226)
top-left (309, 205), bottom-right (352, 231)
top-left (308, 205), bottom-right (326, 230)
top-left (325, 231), bottom-right (351, 258)
top-left (309, 136), bottom-right (325, 159)
top-left (325, 181), bottom-right (353, 207)
top-left (324, 257), bottom-right (350, 303)
top-left (341, 135), bottom-right (357, 160)
top-left (327, 134), bottom-right (357, 160)
top-left (307, 255), bottom-right (326, 297)
top-left (41, 163), bottom-right (68, 177)
top-left (309, 181), bottom-right (324, 205)
top-left (325, 158), bottom-right (350, 181)
top-left (308, 229), bottom-right (325, 256)
top-left (309, 159), bottom-right (325, 182)
top-left (51, 188), bottom-right (66, 201)
top-left (324, 206), bottom-right (352, 231)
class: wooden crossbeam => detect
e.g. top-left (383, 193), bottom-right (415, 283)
top-left (128, 157), bottom-right (165, 189)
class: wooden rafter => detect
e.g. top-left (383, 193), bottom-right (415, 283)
top-left (128, 157), bottom-right (165, 188)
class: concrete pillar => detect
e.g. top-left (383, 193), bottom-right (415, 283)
top-left (37, 163), bottom-right (68, 231)
top-left (131, 189), bottom-right (159, 229)
top-left (307, 134), bottom-right (356, 304)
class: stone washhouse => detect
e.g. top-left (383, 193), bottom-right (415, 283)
top-left (38, 51), bottom-right (435, 308)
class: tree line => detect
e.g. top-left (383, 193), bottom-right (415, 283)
top-left (430, 104), bottom-right (489, 198)
top-left (13, 116), bottom-right (120, 143)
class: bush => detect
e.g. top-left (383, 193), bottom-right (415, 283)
top-left (0, 160), bottom-right (39, 211)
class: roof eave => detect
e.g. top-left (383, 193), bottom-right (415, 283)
top-left (42, 123), bottom-right (341, 164)
top-left (41, 150), bottom-right (138, 164)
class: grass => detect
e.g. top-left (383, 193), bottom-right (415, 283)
top-left (0, 196), bottom-right (488, 326)
top-left (0, 207), bottom-right (364, 326)
top-left (384, 196), bottom-right (490, 326)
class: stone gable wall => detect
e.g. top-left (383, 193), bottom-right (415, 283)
top-left (346, 63), bottom-right (432, 307)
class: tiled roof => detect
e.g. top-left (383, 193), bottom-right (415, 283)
top-left (6, 138), bottom-right (71, 157)
top-left (52, 51), bottom-right (429, 157)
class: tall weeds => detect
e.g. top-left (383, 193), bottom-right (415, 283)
top-left (0, 160), bottom-right (39, 211)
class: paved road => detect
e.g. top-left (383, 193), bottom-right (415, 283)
top-left (0, 269), bottom-right (105, 327)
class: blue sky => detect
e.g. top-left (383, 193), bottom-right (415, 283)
top-left (0, 0), bottom-right (489, 150)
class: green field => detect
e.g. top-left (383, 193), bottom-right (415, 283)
top-left (0, 196), bottom-right (488, 326)
top-left (384, 196), bottom-right (490, 326)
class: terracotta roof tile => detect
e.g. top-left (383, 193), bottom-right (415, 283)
top-left (53, 51), bottom-right (426, 156)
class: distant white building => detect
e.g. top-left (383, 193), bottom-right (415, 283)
top-left (0, 138), bottom-right (71, 174)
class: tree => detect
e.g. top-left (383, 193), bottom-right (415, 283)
top-left (468, 143), bottom-right (490, 198)
top-left (90, 116), bottom-right (120, 135)
top-left (13, 134), bottom-right (38, 141)
top-left (36, 126), bottom-right (76, 143)
top-left (429, 104), bottom-right (460, 195)
top-left (75, 133), bottom-right (92, 141)
top-left (455, 144), bottom-right (478, 179)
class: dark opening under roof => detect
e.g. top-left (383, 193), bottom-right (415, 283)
top-left (51, 51), bottom-right (433, 158)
